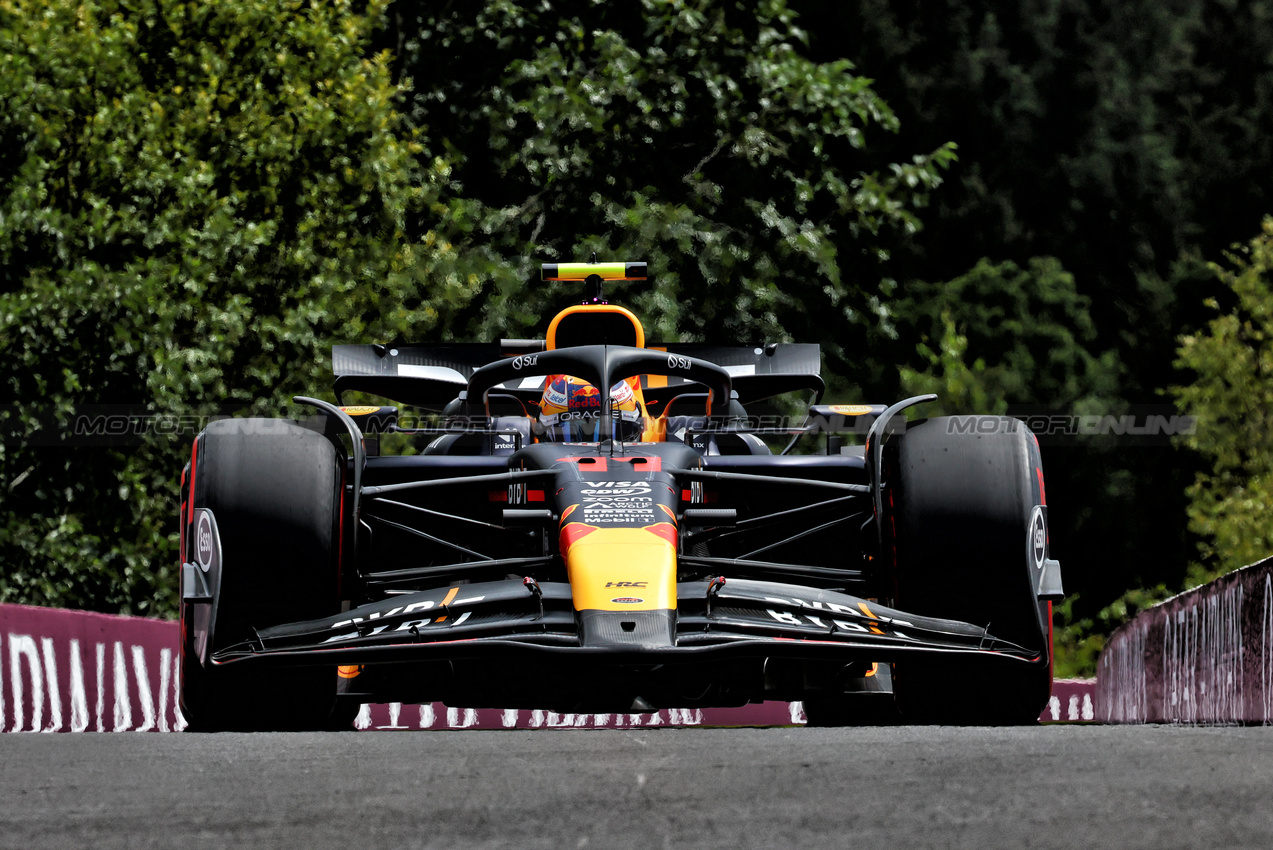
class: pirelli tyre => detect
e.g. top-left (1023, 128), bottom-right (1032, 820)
top-left (179, 418), bottom-right (349, 732)
top-left (889, 416), bottom-right (1052, 725)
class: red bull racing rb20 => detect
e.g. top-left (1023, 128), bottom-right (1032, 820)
top-left (177, 261), bottom-right (1065, 730)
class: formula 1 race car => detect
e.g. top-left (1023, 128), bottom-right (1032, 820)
top-left (177, 261), bottom-right (1065, 730)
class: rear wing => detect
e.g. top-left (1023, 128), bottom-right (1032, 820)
top-left (645, 343), bottom-right (822, 404)
top-left (332, 341), bottom-right (822, 408)
top-left (332, 342), bottom-right (530, 408)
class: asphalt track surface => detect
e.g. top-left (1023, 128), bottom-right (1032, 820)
top-left (3, 725), bottom-right (1272, 850)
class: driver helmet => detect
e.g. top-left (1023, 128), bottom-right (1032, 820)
top-left (539, 374), bottom-right (645, 442)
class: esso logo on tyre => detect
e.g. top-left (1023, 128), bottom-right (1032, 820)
top-left (196, 511), bottom-right (215, 571)
top-left (1027, 506), bottom-right (1047, 571)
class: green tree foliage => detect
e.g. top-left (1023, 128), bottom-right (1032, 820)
top-left (796, 0), bottom-right (1273, 320)
top-left (898, 311), bottom-right (1008, 417)
top-left (385, 0), bottom-right (955, 368)
top-left (0, 0), bottom-right (474, 615)
top-left (898, 257), bottom-right (1117, 411)
top-left (1174, 218), bottom-right (1273, 578)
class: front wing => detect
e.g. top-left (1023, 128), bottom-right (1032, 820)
top-left (213, 577), bottom-right (1041, 668)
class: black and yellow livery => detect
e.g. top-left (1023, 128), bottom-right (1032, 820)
top-left (177, 260), bottom-right (1064, 729)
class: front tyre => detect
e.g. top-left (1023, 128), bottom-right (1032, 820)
top-left (179, 418), bottom-right (347, 731)
top-left (889, 416), bottom-right (1052, 725)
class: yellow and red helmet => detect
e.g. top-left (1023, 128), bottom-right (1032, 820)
top-left (540, 375), bottom-right (644, 442)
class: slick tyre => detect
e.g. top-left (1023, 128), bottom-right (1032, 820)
top-left (889, 416), bottom-right (1052, 725)
top-left (179, 418), bottom-right (347, 732)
